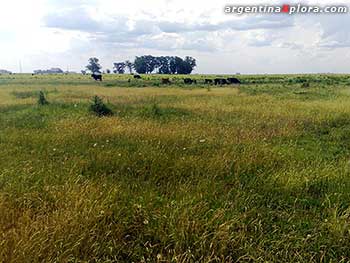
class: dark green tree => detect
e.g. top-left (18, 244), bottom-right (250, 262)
top-left (125, 60), bottom-right (134, 74)
top-left (113, 62), bottom-right (126, 74)
top-left (184, 56), bottom-right (196, 73)
top-left (169, 57), bottom-right (177, 74)
top-left (157, 56), bottom-right (171, 74)
top-left (144, 55), bottom-right (157, 73)
top-left (133, 55), bottom-right (197, 74)
top-left (86, 57), bottom-right (102, 74)
top-left (134, 56), bottom-right (148, 74)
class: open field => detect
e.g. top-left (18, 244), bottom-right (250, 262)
top-left (2, 73), bottom-right (350, 262)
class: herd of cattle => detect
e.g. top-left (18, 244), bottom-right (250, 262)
top-left (91, 73), bottom-right (241, 85)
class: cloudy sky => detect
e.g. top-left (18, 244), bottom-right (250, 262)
top-left (0, 0), bottom-right (349, 74)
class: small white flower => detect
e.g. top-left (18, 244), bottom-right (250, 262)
top-left (93, 143), bottom-right (98, 147)
top-left (199, 139), bottom-right (206, 143)
top-left (118, 153), bottom-right (122, 157)
top-left (74, 104), bottom-right (78, 108)
top-left (53, 148), bottom-right (56, 151)
top-left (183, 147), bottom-right (187, 150)
top-left (106, 140), bottom-right (109, 143)
top-left (143, 219), bottom-right (149, 225)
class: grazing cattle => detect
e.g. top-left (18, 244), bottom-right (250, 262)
top-left (91, 73), bottom-right (102, 81)
top-left (134, 74), bottom-right (141, 79)
top-left (227, 77), bottom-right (241, 84)
top-left (184, 78), bottom-right (197, 84)
top-left (204, 79), bottom-right (213, 84)
top-left (161, 78), bottom-right (171, 84)
top-left (221, 79), bottom-right (228, 85)
top-left (214, 78), bottom-right (228, 85)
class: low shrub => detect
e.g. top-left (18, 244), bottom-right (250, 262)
top-left (38, 91), bottom-right (49, 105)
top-left (89, 96), bottom-right (113, 117)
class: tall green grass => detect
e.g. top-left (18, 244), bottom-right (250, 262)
top-left (1, 74), bottom-right (350, 262)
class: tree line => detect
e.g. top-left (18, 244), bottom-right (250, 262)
top-left (85, 56), bottom-right (197, 75)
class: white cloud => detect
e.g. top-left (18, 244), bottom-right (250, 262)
top-left (0, 0), bottom-right (349, 73)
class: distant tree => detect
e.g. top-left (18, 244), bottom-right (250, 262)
top-left (144, 55), bottom-right (158, 74)
top-left (81, 70), bottom-right (87, 75)
top-left (169, 57), bottom-right (177, 74)
top-left (134, 56), bottom-right (147, 74)
top-left (86, 57), bottom-right (102, 74)
top-left (113, 62), bottom-right (126, 74)
top-left (125, 60), bottom-right (134, 74)
top-left (156, 56), bottom-right (171, 74)
top-left (174, 56), bottom-right (196, 74)
top-left (134, 55), bottom-right (160, 74)
top-left (184, 56), bottom-right (196, 73)
top-left (133, 55), bottom-right (197, 75)
top-left (106, 69), bottom-right (111, 74)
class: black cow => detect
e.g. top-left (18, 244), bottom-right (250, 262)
top-left (91, 73), bottom-right (102, 81)
top-left (134, 74), bottom-right (141, 79)
top-left (161, 78), bottom-right (171, 84)
top-left (214, 78), bottom-right (228, 85)
top-left (204, 79), bottom-right (213, 84)
top-left (221, 79), bottom-right (228, 85)
top-left (227, 77), bottom-right (241, 84)
top-left (184, 78), bottom-right (197, 84)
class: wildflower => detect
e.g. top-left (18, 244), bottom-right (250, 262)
top-left (199, 139), bottom-right (206, 143)
top-left (93, 143), bottom-right (98, 147)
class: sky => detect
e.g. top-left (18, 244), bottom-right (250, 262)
top-left (0, 0), bottom-right (349, 74)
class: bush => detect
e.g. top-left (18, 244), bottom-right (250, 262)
top-left (38, 91), bottom-right (49, 105)
top-left (301, 82), bottom-right (310, 88)
top-left (89, 96), bottom-right (113, 117)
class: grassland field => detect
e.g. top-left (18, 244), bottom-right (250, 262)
top-left (2, 73), bottom-right (350, 262)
